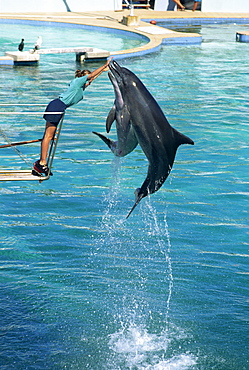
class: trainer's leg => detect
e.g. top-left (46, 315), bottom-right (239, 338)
top-left (192, 1), bottom-right (198, 11)
top-left (40, 124), bottom-right (57, 165)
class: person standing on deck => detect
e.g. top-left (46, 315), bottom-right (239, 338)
top-left (174, 0), bottom-right (185, 10)
top-left (18, 39), bottom-right (24, 52)
top-left (33, 59), bottom-right (111, 176)
top-left (192, 0), bottom-right (201, 11)
top-left (165, 0), bottom-right (185, 11)
top-left (33, 36), bottom-right (42, 53)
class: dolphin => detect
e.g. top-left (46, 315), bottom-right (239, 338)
top-left (109, 60), bottom-right (194, 218)
top-left (93, 71), bottom-right (138, 157)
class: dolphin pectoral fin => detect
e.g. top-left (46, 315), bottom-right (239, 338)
top-left (106, 106), bottom-right (116, 133)
top-left (126, 189), bottom-right (143, 219)
top-left (92, 131), bottom-right (116, 151)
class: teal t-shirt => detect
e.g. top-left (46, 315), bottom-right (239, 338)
top-left (59, 75), bottom-right (88, 107)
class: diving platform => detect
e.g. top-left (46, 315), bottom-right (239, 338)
top-left (0, 107), bottom-right (64, 182)
top-left (37, 46), bottom-right (110, 61)
top-left (4, 51), bottom-right (40, 65)
top-left (0, 169), bottom-right (49, 182)
top-left (1, 47), bottom-right (110, 66)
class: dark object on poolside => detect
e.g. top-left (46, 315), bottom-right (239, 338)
top-left (181, 0), bottom-right (201, 10)
top-left (18, 39), bottom-right (24, 52)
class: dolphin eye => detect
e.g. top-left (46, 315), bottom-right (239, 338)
top-left (132, 82), bottom-right (137, 87)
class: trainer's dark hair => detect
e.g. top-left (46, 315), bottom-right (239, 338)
top-left (75, 69), bottom-right (91, 78)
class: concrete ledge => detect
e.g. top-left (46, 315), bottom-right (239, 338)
top-left (236, 31), bottom-right (249, 42)
top-left (85, 48), bottom-right (110, 61)
top-left (144, 17), bottom-right (249, 25)
top-left (3, 48), bottom-right (110, 65)
top-left (37, 47), bottom-right (94, 54)
top-left (162, 35), bottom-right (202, 45)
top-left (0, 56), bottom-right (14, 66)
top-left (77, 48), bottom-right (110, 62)
top-left (5, 51), bottom-right (40, 65)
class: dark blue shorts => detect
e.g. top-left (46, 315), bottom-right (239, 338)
top-left (43, 98), bottom-right (67, 126)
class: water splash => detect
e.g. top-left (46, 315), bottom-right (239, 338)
top-left (141, 198), bottom-right (174, 328)
top-left (100, 167), bottom-right (196, 369)
top-left (107, 322), bottom-right (197, 370)
top-left (93, 156), bottom-right (127, 264)
top-left (101, 156), bottom-right (125, 227)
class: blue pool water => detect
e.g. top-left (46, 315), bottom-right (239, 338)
top-left (0, 22), bottom-right (248, 369)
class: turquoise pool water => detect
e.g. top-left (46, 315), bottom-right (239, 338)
top-left (0, 22), bottom-right (248, 369)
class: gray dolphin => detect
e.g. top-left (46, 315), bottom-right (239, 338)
top-left (109, 60), bottom-right (194, 218)
top-left (93, 71), bottom-right (138, 157)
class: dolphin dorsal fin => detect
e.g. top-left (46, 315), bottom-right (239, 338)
top-left (173, 128), bottom-right (194, 147)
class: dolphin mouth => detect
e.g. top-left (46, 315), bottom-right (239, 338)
top-left (107, 68), bottom-right (125, 113)
top-left (108, 70), bottom-right (115, 83)
top-left (109, 60), bottom-right (122, 81)
top-left (109, 59), bottom-right (119, 72)
top-left (108, 60), bottom-right (124, 102)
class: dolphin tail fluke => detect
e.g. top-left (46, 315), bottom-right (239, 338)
top-left (92, 131), bottom-right (115, 151)
top-left (126, 190), bottom-right (144, 219)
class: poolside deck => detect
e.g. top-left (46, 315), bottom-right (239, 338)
top-left (1, 10), bottom-right (249, 61)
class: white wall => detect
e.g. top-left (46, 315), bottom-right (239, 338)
top-left (202, 0), bottom-right (249, 12)
top-left (1, 0), bottom-right (249, 13)
top-left (0, 0), bottom-right (123, 13)
top-left (67, 0), bottom-right (122, 12)
top-left (0, 0), bottom-right (65, 12)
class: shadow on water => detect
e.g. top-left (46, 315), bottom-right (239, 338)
top-left (94, 158), bottom-right (197, 369)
